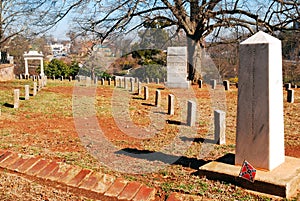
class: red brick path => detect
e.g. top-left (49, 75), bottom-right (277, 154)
top-left (0, 149), bottom-right (156, 200)
top-left (0, 149), bottom-right (200, 200)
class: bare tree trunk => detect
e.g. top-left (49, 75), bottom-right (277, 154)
top-left (187, 37), bottom-right (203, 83)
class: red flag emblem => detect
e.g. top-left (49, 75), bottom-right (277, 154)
top-left (238, 160), bottom-right (256, 182)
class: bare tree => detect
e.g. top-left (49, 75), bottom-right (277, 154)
top-left (59, 0), bottom-right (300, 81)
top-left (0, 0), bottom-right (79, 50)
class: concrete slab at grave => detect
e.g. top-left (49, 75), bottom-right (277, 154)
top-left (199, 155), bottom-right (300, 199)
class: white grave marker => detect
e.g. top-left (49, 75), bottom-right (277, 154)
top-left (166, 47), bottom-right (190, 89)
top-left (235, 31), bottom-right (285, 171)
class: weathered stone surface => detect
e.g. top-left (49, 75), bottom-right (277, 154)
top-left (236, 31), bottom-right (284, 170)
top-left (166, 47), bottom-right (190, 89)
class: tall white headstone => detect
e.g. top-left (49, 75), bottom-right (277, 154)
top-left (166, 47), bottom-right (190, 89)
top-left (235, 31), bottom-right (285, 171)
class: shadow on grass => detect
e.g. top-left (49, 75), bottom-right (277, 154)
top-left (3, 103), bottom-right (14, 108)
top-left (153, 111), bottom-right (168, 115)
top-left (116, 148), bottom-right (210, 170)
top-left (216, 153), bottom-right (235, 165)
top-left (19, 97), bottom-right (25, 100)
top-left (166, 120), bottom-right (184, 125)
top-left (142, 103), bottom-right (155, 107)
top-left (132, 97), bottom-right (144, 100)
top-left (180, 136), bottom-right (217, 144)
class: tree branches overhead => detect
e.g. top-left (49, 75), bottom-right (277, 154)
top-left (62, 0), bottom-right (299, 43)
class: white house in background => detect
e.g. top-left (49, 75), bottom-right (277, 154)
top-left (50, 43), bottom-right (70, 57)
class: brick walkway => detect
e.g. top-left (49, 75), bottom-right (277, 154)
top-left (0, 149), bottom-right (202, 201)
top-left (0, 149), bottom-right (156, 200)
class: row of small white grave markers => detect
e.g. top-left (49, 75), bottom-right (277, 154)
top-left (77, 76), bottom-right (296, 104)
top-left (141, 86), bottom-right (226, 145)
top-left (13, 76), bottom-right (47, 109)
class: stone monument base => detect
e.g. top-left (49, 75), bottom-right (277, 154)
top-left (166, 81), bottom-right (190, 89)
top-left (199, 154), bottom-right (300, 199)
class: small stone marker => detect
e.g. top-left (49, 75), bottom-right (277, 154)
top-left (156, 78), bottom-right (159, 84)
top-left (113, 78), bottom-right (117, 87)
top-left (287, 89), bottom-right (294, 103)
top-left (20, 74), bottom-right (23, 79)
top-left (144, 86), bottom-right (149, 100)
top-left (211, 79), bottom-right (216, 89)
top-left (33, 82), bottom-right (37, 96)
top-left (124, 78), bottom-right (128, 89)
top-left (187, 100), bottom-right (196, 126)
top-left (198, 79), bottom-right (203, 88)
top-left (14, 89), bottom-right (20, 108)
top-left (223, 80), bottom-right (230, 91)
top-left (155, 90), bottom-right (161, 107)
top-left (108, 78), bottom-right (111, 85)
top-left (168, 94), bottom-right (175, 115)
top-left (236, 31), bottom-right (285, 170)
top-left (146, 77), bottom-right (149, 84)
top-left (214, 110), bottom-right (226, 145)
top-left (166, 46), bottom-right (190, 88)
top-left (61, 76), bottom-right (64, 81)
top-left (118, 78), bottom-right (122, 88)
top-left (138, 82), bottom-right (142, 95)
top-left (69, 76), bottom-right (72, 81)
top-left (101, 78), bottom-right (105, 85)
top-left (53, 75), bottom-right (55, 80)
top-left (130, 80), bottom-right (135, 92)
top-left (24, 85), bottom-right (30, 100)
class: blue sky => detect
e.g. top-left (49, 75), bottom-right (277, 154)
top-left (49, 17), bottom-right (70, 40)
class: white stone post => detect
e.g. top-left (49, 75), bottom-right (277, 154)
top-left (138, 82), bottom-right (142, 95)
top-left (144, 86), bottom-right (149, 100)
top-left (187, 100), bottom-right (196, 127)
top-left (40, 59), bottom-right (44, 76)
top-left (235, 31), bottom-right (285, 171)
top-left (130, 80), bottom-right (135, 92)
top-left (211, 79), bottom-right (217, 89)
top-left (168, 94), bottom-right (175, 115)
top-left (214, 110), bottom-right (226, 145)
top-left (24, 59), bottom-right (29, 77)
top-left (155, 90), bottom-right (161, 107)
top-left (25, 85), bottom-right (30, 100)
top-left (223, 80), bottom-right (230, 91)
top-left (124, 78), bottom-right (128, 89)
top-left (198, 79), bottom-right (203, 88)
top-left (14, 89), bottom-right (20, 108)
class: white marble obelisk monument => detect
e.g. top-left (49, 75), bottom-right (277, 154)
top-left (235, 31), bottom-right (285, 171)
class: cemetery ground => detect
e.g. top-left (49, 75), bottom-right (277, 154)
top-left (0, 79), bottom-right (299, 200)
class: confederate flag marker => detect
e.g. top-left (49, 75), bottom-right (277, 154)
top-left (239, 160), bottom-right (256, 183)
